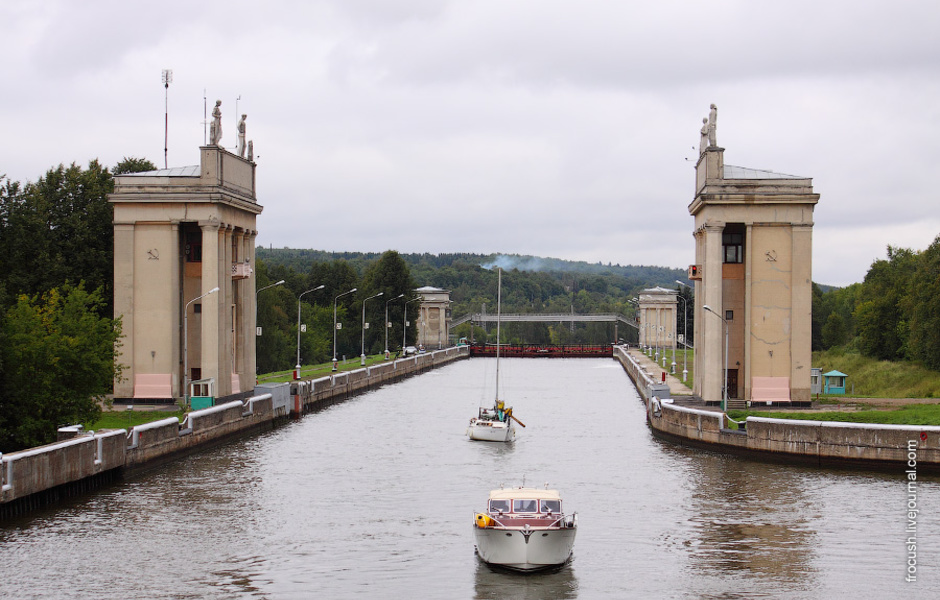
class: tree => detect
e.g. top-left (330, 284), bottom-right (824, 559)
top-left (0, 285), bottom-right (123, 451)
top-left (361, 251), bottom-right (418, 353)
top-left (855, 246), bottom-right (917, 361)
top-left (908, 235), bottom-right (940, 370)
top-left (112, 157), bottom-right (157, 175)
top-left (821, 312), bottom-right (848, 348)
top-left (0, 162), bottom-right (115, 315)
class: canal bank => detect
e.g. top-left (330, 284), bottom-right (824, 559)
top-left (614, 345), bottom-right (940, 472)
top-left (0, 347), bottom-right (469, 520)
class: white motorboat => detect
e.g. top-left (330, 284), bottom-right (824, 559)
top-left (467, 268), bottom-right (524, 442)
top-left (473, 485), bottom-right (578, 572)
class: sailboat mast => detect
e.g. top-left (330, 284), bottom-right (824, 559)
top-left (495, 268), bottom-right (501, 401)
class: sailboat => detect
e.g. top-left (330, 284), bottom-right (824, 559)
top-left (467, 268), bottom-right (524, 442)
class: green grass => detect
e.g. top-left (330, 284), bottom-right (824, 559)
top-left (88, 408), bottom-right (185, 431)
top-left (674, 348), bottom-right (694, 389)
top-left (812, 348), bottom-right (940, 398)
top-left (729, 404), bottom-right (940, 426)
top-left (256, 353), bottom-right (416, 384)
top-left (89, 353), bottom-right (401, 430)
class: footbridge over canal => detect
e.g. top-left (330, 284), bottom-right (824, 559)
top-left (450, 312), bottom-right (638, 339)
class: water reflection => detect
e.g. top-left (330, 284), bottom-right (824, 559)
top-left (685, 456), bottom-right (818, 581)
top-left (473, 557), bottom-right (579, 600)
top-left (2, 359), bottom-right (937, 599)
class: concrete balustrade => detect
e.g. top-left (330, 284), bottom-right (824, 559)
top-left (614, 344), bottom-right (940, 471)
top-left (1, 430), bottom-right (126, 504)
top-left (290, 346), bottom-right (470, 416)
top-left (1, 346), bottom-right (469, 519)
top-left (649, 402), bottom-right (726, 444)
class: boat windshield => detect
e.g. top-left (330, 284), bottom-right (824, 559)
top-left (540, 499), bottom-right (561, 513)
top-left (489, 499), bottom-right (510, 513)
top-left (512, 499), bottom-right (538, 513)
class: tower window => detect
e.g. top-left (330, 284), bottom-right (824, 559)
top-left (722, 226), bottom-right (744, 264)
top-left (185, 231), bottom-right (202, 263)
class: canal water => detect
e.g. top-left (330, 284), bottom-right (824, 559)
top-left (1, 358), bottom-right (938, 599)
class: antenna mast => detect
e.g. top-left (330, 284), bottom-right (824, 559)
top-left (161, 69), bottom-right (173, 169)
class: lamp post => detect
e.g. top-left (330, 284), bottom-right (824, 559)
top-left (295, 284), bottom-right (325, 378)
top-left (361, 292), bottom-right (384, 366)
top-left (183, 286), bottom-right (219, 408)
top-left (332, 288), bottom-right (357, 371)
top-left (385, 293), bottom-right (405, 359)
top-left (255, 279), bottom-right (285, 337)
top-left (654, 308), bottom-right (660, 363)
top-left (629, 298), bottom-right (639, 347)
top-left (675, 280), bottom-right (691, 382)
top-left (255, 279), bottom-right (285, 381)
top-left (703, 304), bottom-right (729, 412)
top-left (403, 297), bottom-right (421, 354)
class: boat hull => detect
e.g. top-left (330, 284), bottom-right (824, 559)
top-left (473, 526), bottom-right (576, 571)
top-left (467, 419), bottom-right (514, 442)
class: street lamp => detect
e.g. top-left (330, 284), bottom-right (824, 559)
top-left (629, 298), bottom-right (639, 347)
top-left (296, 284), bottom-right (325, 378)
top-left (183, 286), bottom-right (219, 408)
top-left (675, 280), bottom-right (691, 382)
top-left (403, 297), bottom-right (421, 354)
top-left (703, 304), bottom-right (729, 412)
top-left (255, 279), bottom-right (285, 337)
top-left (360, 292), bottom-right (383, 365)
top-left (385, 293), bottom-right (405, 359)
top-left (254, 279), bottom-right (285, 381)
top-left (332, 288), bottom-right (357, 371)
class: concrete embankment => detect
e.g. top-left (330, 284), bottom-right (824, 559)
top-left (0, 347), bottom-right (468, 520)
top-left (613, 346), bottom-right (940, 472)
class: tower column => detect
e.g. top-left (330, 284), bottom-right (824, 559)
top-left (700, 222), bottom-right (724, 402)
top-left (200, 220), bottom-right (221, 390)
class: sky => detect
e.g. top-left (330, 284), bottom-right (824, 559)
top-left (3, 0), bottom-right (939, 287)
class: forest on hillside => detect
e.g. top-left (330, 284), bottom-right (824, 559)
top-left (811, 239), bottom-right (940, 370)
top-left (256, 248), bottom-right (688, 316)
top-left (254, 248), bottom-right (694, 369)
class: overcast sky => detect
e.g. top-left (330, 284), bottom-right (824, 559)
top-left (3, 0), bottom-right (939, 287)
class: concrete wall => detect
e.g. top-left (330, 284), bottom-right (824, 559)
top-left (1, 346), bottom-right (468, 519)
top-left (614, 344), bottom-right (940, 471)
top-left (1, 430), bottom-right (126, 503)
top-left (291, 346), bottom-right (469, 413)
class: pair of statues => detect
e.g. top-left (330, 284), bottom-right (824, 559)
top-left (208, 100), bottom-right (251, 159)
top-left (699, 104), bottom-right (717, 155)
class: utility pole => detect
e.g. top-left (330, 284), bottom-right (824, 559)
top-left (161, 69), bottom-right (173, 168)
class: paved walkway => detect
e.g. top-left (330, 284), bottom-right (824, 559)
top-left (623, 350), bottom-right (938, 410)
top-left (627, 348), bottom-right (694, 397)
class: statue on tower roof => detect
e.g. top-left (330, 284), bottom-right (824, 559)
top-left (209, 100), bottom-right (223, 146)
top-left (707, 103), bottom-right (717, 148)
top-left (237, 114), bottom-right (247, 158)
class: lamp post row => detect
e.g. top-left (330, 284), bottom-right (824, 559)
top-left (191, 283), bottom-right (415, 406)
top-left (631, 285), bottom-right (693, 384)
top-left (675, 280), bottom-right (691, 382)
